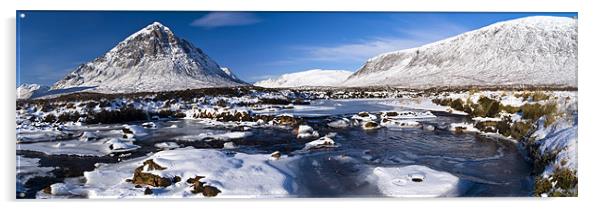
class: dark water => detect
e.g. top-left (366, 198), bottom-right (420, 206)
top-left (17, 113), bottom-right (533, 198)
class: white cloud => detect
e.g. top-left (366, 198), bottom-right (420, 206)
top-left (397, 22), bottom-right (469, 42)
top-left (248, 74), bottom-right (278, 82)
top-left (191, 12), bottom-right (261, 28)
top-left (300, 37), bottom-right (425, 62)
top-left (296, 23), bottom-right (469, 62)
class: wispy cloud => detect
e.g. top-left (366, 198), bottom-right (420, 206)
top-left (18, 60), bottom-right (84, 86)
top-left (248, 74), bottom-right (278, 82)
top-left (396, 20), bottom-right (470, 42)
top-left (286, 21), bottom-right (470, 63)
top-left (299, 37), bottom-right (425, 62)
top-left (190, 12), bottom-right (262, 28)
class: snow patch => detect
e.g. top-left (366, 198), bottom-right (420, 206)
top-left (369, 165), bottom-right (462, 197)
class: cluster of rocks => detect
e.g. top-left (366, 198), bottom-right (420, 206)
top-left (192, 109), bottom-right (253, 122)
top-left (186, 176), bottom-right (221, 197)
top-left (128, 159), bottom-right (172, 188)
top-left (328, 111), bottom-right (437, 131)
top-left (190, 109), bottom-right (302, 127)
top-left (126, 159), bottom-right (221, 197)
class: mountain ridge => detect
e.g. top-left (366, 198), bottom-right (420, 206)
top-left (342, 16), bottom-right (577, 87)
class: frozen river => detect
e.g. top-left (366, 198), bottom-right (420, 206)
top-left (17, 99), bottom-right (533, 198)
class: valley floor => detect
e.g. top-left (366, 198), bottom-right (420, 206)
top-left (16, 87), bottom-right (577, 198)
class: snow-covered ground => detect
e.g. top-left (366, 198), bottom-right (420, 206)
top-left (16, 87), bottom-right (577, 198)
top-left (532, 117), bottom-right (578, 177)
top-left (36, 147), bottom-right (472, 198)
top-left (39, 148), bottom-right (298, 198)
top-left (368, 165), bottom-right (463, 197)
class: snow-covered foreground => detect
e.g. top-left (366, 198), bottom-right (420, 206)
top-left (16, 88), bottom-right (576, 198)
top-left (41, 148), bottom-right (296, 198)
top-left (37, 148), bottom-right (464, 198)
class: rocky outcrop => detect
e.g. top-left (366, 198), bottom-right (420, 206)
top-left (128, 159), bottom-right (172, 188)
top-left (186, 176), bottom-right (221, 197)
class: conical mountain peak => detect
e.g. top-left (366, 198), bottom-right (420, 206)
top-left (52, 22), bottom-right (246, 92)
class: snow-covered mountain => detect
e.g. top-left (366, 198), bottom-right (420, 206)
top-left (52, 22), bottom-right (247, 93)
top-left (342, 16), bottom-right (577, 87)
top-left (220, 67), bottom-right (241, 81)
top-left (254, 69), bottom-right (353, 88)
top-left (16, 84), bottom-right (50, 100)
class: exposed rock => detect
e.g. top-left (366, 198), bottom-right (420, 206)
top-left (201, 185), bottom-right (221, 197)
top-left (122, 128), bottom-right (134, 134)
top-left (362, 121), bottom-right (380, 130)
top-left (144, 187), bottom-right (153, 195)
top-left (358, 112), bottom-right (370, 117)
top-left (142, 159), bottom-right (166, 171)
top-left (173, 176), bottom-right (182, 183)
top-left (42, 185), bottom-right (52, 194)
top-left (454, 126), bottom-right (467, 134)
top-left (130, 159), bottom-right (172, 187)
top-left (271, 151), bottom-right (281, 159)
top-left (192, 109), bottom-right (252, 122)
top-left (186, 175), bottom-right (205, 184)
top-left (187, 175), bottom-right (221, 197)
top-left (273, 115), bottom-right (299, 126)
top-left (384, 111), bottom-right (399, 117)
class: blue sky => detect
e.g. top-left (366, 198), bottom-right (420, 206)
top-left (16, 11), bottom-right (577, 86)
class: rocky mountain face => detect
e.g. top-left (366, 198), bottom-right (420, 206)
top-left (52, 22), bottom-right (247, 93)
top-left (342, 16), bottom-right (577, 88)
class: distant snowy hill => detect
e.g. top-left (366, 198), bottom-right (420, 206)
top-left (17, 83), bottom-right (96, 100)
top-left (16, 84), bottom-right (49, 100)
top-left (254, 69), bottom-right (353, 88)
top-left (52, 22), bottom-right (247, 93)
top-left (342, 16), bottom-right (578, 87)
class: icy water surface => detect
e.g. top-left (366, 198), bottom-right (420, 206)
top-left (17, 99), bottom-right (533, 198)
